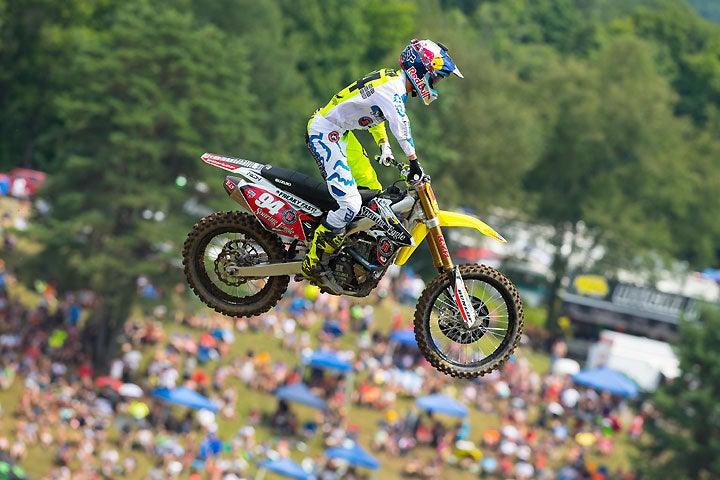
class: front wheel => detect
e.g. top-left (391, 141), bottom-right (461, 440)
top-left (414, 264), bottom-right (524, 378)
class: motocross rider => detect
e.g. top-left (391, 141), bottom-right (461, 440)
top-left (302, 38), bottom-right (464, 279)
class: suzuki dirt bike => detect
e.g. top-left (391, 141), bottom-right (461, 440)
top-left (182, 152), bottom-right (524, 378)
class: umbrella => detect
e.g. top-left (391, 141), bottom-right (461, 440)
top-left (321, 320), bottom-right (344, 337)
top-left (305, 350), bottom-right (353, 373)
top-left (274, 382), bottom-right (326, 410)
top-left (390, 329), bottom-right (418, 347)
top-left (415, 394), bottom-right (469, 418)
top-left (198, 433), bottom-right (223, 460)
top-left (325, 440), bottom-right (380, 470)
top-left (152, 386), bottom-right (219, 412)
top-left (552, 358), bottom-right (580, 376)
top-left (572, 367), bottom-right (639, 398)
top-left (95, 376), bottom-right (121, 390)
top-left (256, 458), bottom-right (316, 480)
top-left (702, 268), bottom-right (720, 282)
top-left (118, 383), bottom-right (143, 398)
top-left (129, 401), bottom-right (149, 419)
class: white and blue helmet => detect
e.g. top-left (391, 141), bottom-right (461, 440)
top-left (399, 38), bottom-right (463, 105)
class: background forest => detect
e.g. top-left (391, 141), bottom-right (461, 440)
top-left (3, 0), bottom-right (720, 479)
top-left (4, 0), bottom-right (720, 357)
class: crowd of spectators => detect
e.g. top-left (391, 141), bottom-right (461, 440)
top-left (0, 261), bottom-right (647, 480)
top-left (0, 196), bottom-right (646, 480)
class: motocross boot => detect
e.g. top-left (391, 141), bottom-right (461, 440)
top-left (302, 222), bottom-right (345, 279)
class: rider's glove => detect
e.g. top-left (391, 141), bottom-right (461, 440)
top-left (376, 141), bottom-right (394, 167)
top-left (408, 159), bottom-right (425, 184)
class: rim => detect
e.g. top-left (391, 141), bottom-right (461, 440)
top-left (428, 278), bottom-right (512, 367)
top-left (199, 230), bottom-right (270, 301)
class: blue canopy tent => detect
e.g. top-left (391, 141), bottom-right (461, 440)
top-left (702, 268), bottom-right (720, 283)
top-left (572, 367), bottom-right (639, 398)
top-left (152, 386), bottom-right (219, 412)
top-left (304, 350), bottom-right (353, 373)
top-left (415, 393), bottom-right (469, 418)
top-left (325, 441), bottom-right (380, 470)
top-left (256, 457), bottom-right (316, 480)
top-left (390, 329), bottom-right (418, 347)
top-left (274, 382), bottom-right (326, 410)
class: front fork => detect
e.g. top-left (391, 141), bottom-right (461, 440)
top-left (416, 183), bottom-right (478, 327)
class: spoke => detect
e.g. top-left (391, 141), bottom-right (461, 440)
top-left (428, 277), bottom-right (512, 367)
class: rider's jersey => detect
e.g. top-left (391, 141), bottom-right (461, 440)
top-left (315, 69), bottom-right (415, 158)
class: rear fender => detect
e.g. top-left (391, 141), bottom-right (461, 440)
top-left (395, 210), bottom-right (506, 266)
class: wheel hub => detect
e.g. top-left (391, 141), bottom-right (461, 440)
top-left (214, 239), bottom-right (260, 286)
top-left (438, 296), bottom-right (490, 344)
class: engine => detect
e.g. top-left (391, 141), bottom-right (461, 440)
top-left (327, 232), bottom-right (391, 295)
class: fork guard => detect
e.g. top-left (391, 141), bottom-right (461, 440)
top-left (395, 210), bottom-right (506, 266)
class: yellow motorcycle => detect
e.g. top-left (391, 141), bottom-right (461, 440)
top-left (183, 153), bottom-right (524, 378)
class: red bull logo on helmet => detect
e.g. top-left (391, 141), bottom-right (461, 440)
top-left (407, 66), bottom-right (431, 101)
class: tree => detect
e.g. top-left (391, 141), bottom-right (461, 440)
top-left (20, 0), bottom-right (257, 369)
top-left (524, 35), bottom-right (700, 331)
top-left (635, 306), bottom-right (720, 479)
top-left (632, 2), bottom-right (720, 124)
top-left (0, 0), bottom-right (95, 170)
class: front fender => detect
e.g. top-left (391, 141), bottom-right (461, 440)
top-left (395, 210), bottom-right (506, 266)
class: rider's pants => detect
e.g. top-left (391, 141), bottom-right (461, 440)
top-left (306, 113), bottom-right (382, 229)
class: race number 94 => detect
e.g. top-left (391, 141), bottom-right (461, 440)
top-left (255, 192), bottom-right (285, 215)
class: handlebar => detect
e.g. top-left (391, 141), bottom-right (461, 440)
top-left (374, 155), bottom-right (427, 187)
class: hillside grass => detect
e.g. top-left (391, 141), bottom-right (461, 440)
top-left (0, 194), bottom-right (638, 478)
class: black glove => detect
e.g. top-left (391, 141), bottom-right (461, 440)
top-left (408, 159), bottom-right (424, 184)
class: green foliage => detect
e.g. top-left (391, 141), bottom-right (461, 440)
top-left (3, 0), bottom-right (720, 367)
top-left (636, 306), bottom-right (720, 479)
top-left (16, 0), bottom-right (259, 366)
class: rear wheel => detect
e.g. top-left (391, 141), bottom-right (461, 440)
top-left (414, 264), bottom-right (524, 378)
top-left (182, 211), bottom-right (289, 317)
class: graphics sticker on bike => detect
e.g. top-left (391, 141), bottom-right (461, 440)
top-left (242, 186), bottom-right (305, 240)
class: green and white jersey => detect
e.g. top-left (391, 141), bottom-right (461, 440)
top-left (316, 69), bottom-right (415, 157)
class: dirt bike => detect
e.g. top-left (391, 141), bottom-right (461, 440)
top-left (182, 152), bottom-right (524, 378)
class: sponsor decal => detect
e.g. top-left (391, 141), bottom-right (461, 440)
top-left (202, 153), bottom-right (264, 171)
top-left (360, 205), bottom-right (384, 226)
top-left (274, 178), bottom-right (291, 186)
top-left (328, 131), bottom-right (340, 142)
top-left (377, 237), bottom-right (395, 266)
top-left (255, 207), bottom-right (279, 228)
top-left (274, 190), bottom-right (321, 214)
top-left (401, 47), bottom-right (417, 65)
top-left (243, 171), bottom-right (264, 182)
top-left (437, 234), bottom-right (450, 259)
top-left (224, 178), bottom-right (236, 191)
top-left (393, 94), bottom-right (407, 117)
top-left (358, 116), bottom-right (372, 127)
top-left (398, 119), bottom-right (411, 140)
top-left (359, 84), bottom-right (375, 99)
top-left (454, 272), bottom-right (476, 326)
top-left (327, 172), bottom-right (355, 187)
top-left (370, 106), bottom-right (385, 120)
top-left (407, 66), bottom-right (430, 101)
top-left (282, 208), bottom-right (298, 225)
top-left (573, 275), bottom-right (610, 297)
top-left (378, 238), bottom-right (393, 255)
